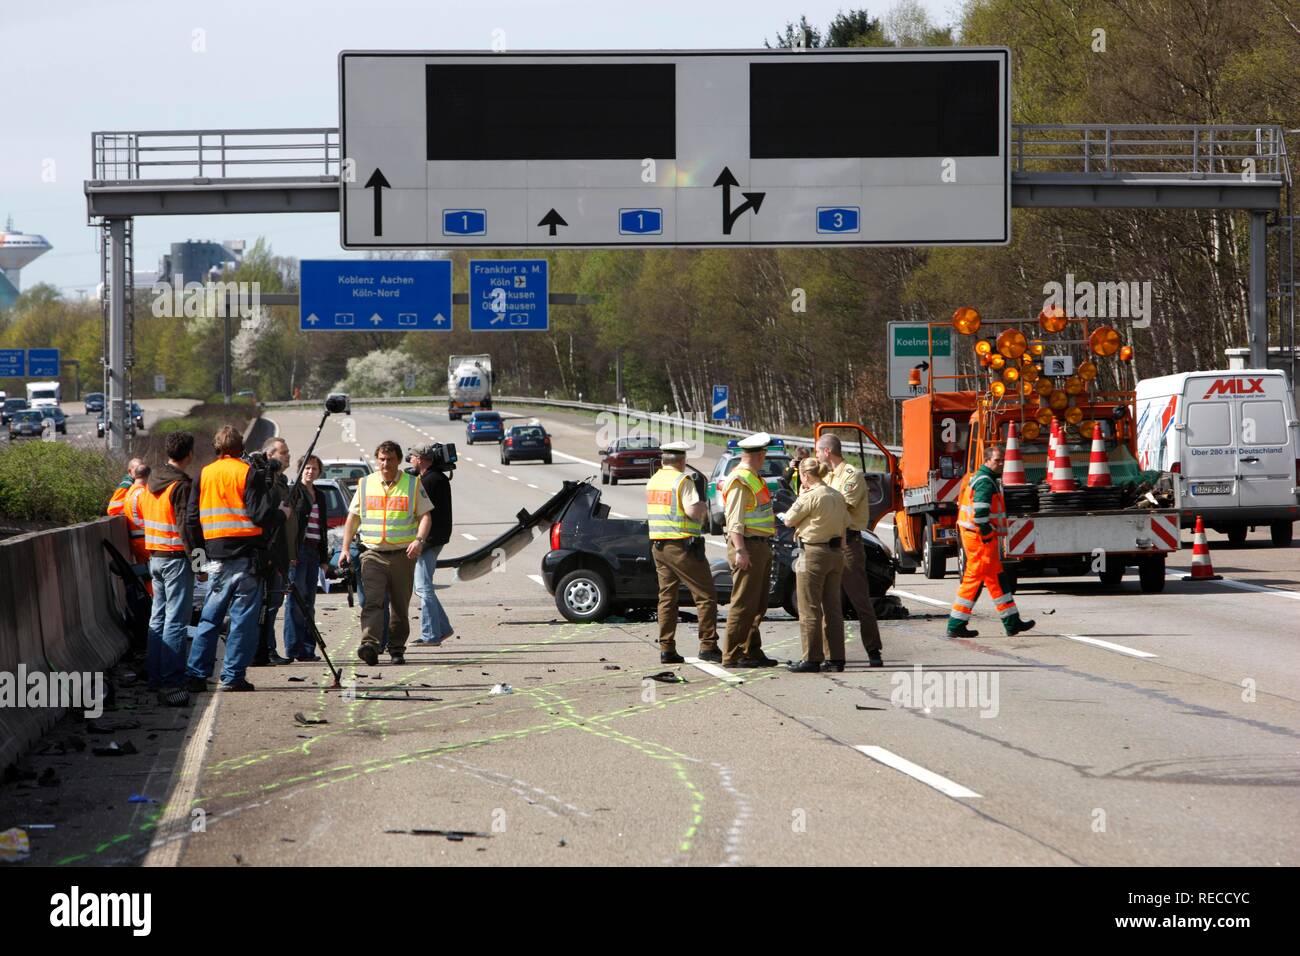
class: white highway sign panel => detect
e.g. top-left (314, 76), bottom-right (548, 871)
top-left (339, 49), bottom-right (1010, 249)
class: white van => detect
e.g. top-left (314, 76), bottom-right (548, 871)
top-left (1137, 369), bottom-right (1298, 546)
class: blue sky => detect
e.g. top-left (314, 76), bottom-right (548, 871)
top-left (1, 0), bottom-right (960, 294)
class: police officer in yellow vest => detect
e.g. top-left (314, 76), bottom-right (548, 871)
top-left (340, 440), bottom-right (434, 666)
top-left (646, 440), bottom-right (721, 665)
top-left (722, 432), bottom-right (780, 668)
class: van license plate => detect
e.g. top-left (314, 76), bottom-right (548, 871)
top-left (1192, 482), bottom-right (1232, 495)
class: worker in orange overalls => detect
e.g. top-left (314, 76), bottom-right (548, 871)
top-left (106, 457), bottom-right (144, 517)
top-left (123, 464), bottom-right (154, 595)
top-left (947, 444), bottom-right (1035, 638)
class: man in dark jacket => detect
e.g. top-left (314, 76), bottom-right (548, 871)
top-left (410, 444), bottom-right (454, 644)
top-left (252, 436), bottom-right (294, 666)
top-left (184, 425), bottom-right (289, 692)
top-left (283, 454), bottom-right (331, 661)
top-left (143, 432), bottom-right (202, 706)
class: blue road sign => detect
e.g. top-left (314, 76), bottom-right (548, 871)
top-left (0, 349), bottom-right (23, 377)
top-left (27, 348), bottom-right (60, 377)
top-left (300, 260), bottom-right (453, 332)
top-left (619, 208), bottom-right (663, 235)
top-left (443, 209), bottom-right (486, 236)
top-left (712, 384), bottom-right (729, 421)
top-left (816, 207), bottom-right (860, 234)
top-left (469, 260), bottom-right (549, 332)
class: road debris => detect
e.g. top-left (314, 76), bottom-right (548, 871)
top-left (383, 828), bottom-right (491, 840)
top-left (294, 712), bottom-right (328, 726)
top-left (644, 671), bottom-right (686, 684)
top-left (0, 828), bottom-right (30, 862)
top-left (489, 683), bottom-right (514, 695)
top-left (91, 741), bottom-right (138, 757)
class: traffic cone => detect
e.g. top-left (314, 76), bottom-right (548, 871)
top-left (1046, 424), bottom-right (1057, 483)
top-left (1182, 515), bottom-right (1222, 581)
top-left (1003, 422), bottom-right (1027, 485)
top-left (1086, 434), bottom-right (1112, 488)
top-left (1049, 421), bottom-right (1079, 492)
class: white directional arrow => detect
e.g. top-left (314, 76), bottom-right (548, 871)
top-left (370, 313), bottom-right (383, 326)
top-left (432, 313), bottom-right (447, 326)
top-left (306, 313), bottom-right (320, 325)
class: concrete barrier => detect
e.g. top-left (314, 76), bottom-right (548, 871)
top-left (0, 517), bottom-right (131, 770)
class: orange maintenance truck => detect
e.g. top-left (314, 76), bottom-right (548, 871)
top-left (820, 306), bottom-right (1180, 593)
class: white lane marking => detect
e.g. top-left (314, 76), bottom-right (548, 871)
top-left (889, 588), bottom-right (952, 609)
top-left (706, 538), bottom-right (726, 549)
top-left (1055, 633), bottom-right (1157, 659)
top-left (476, 462), bottom-right (486, 468)
top-left (610, 510), bottom-right (629, 518)
top-left (491, 469), bottom-right (501, 475)
top-left (854, 746), bottom-right (981, 799)
top-left (685, 657), bottom-right (744, 684)
top-left (527, 574), bottom-right (547, 588)
top-left (527, 483), bottom-right (539, 489)
top-left (508, 476), bottom-right (519, 481)
top-left (461, 533), bottom-right (478, 541)
top-left (1167, 571), bottom-right (1300, 602)
top-left (143, 693), bottom-right (221, 866)
top-left (551, 449), bottom-right (602, 468)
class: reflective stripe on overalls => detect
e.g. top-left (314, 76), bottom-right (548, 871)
top-left (198, 457), bottom-right (259, 539)
top-left (142, 480), bottom-right (185, 552)
top-left (646, 468), bottom-right (700, 540)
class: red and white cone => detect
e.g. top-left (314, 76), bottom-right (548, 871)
top-left (1182, 515), bottom-right (1222, 580)
top-left (1048, 420), bottom-right (1078, 492)
top-left (1003, 422), bottom-right (1027, 485)
top-left (1046, 423), bottom-right (1058, 483)
top-left (1086, 434), bottom-right (1112, 488)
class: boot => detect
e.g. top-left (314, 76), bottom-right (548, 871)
top-left (1005, 615), bottom-right (1036, 636)
top-left (947, 624), bottom-right (979, 639)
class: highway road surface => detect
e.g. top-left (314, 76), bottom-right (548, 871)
top-left (4, 401), bottom-right (1298, 867)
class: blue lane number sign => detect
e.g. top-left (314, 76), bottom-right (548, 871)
top-left (443, 209), bottom-right (487, 236)
top-left (816, 207), bottom-right (860, 234)
top-left (619, 208), bottom-right (663, 236)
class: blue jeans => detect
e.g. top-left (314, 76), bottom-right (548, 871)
top-left (414, 545), bottom-right (452, 642)
top-left (284, 546), bottom-right (321, 659)
top-left (148, 555), bottom-right (194, 689)
top-left (350, 539), bottom-right (389, 648)
top-left (186, 557), bottom-right (263, 686)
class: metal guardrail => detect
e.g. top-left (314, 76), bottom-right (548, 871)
top-left (1012, 124), bottom-right (1291, 181)
top-left (261, 394), bottom-right (902, 456)
top-left (90, 124), bottom-right (1290, 185)
top-left (91, 128), bottom-right (340, 182)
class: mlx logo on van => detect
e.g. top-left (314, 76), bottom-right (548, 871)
top-left (1203, 377), bottom-right (1264, 398)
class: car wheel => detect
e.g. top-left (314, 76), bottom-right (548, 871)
top-left (544, 455), bottom-right (553, 465)
top-left (782, 581), bottom-right (799, 619)
top-left (1270, 521), bottom-right (1294, 547)
top-left (1227, 525), bottom-right (1248, 546)
top-left (600, 470), bottom-right (609, 485)
top-left (501, 454), bottom-right (509, 465)
top-left (1138, 556), bottom-right (1166, 593)
top-left (555, 568), bottom-right (612, 623)
top-left (609, 473), bottom-right (618, 485)
top-left (922, 519), bottom-right (946, 579)
top-left (1098, 563), bottom-right (1125, 586)
top-left (893, 523), bottom-right (917, 574)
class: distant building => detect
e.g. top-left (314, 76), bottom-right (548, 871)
top-left (94, 238), bottom-right (246, 301)
top-left (0, 216), bottom-right (53, 310)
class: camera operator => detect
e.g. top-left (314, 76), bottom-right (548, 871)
top-left (184, 425), bottom-right (291, 693)
top-left (408, 444), bottom-right (454, 645)
top-left (252, 436), bottom-right (294, 666)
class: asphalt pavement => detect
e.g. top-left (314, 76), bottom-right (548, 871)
top-left (6, 401), bottom-right (1297, 867)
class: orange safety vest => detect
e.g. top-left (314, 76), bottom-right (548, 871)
top-left (956, 472), bottom-right (1007, 538)
top-left (106, 481), bottom-right (130, 517)
top-left (142, 480), bottom-right (185, 553)
top-left (124, 484), bottom-right (148, 542)
top-left (198, 457), bottom-right (260, 539)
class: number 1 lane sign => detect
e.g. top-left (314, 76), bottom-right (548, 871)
top-left (339, 48), bottom-right (1010, 249)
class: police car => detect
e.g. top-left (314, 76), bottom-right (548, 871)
top-left (705, 438), bottom-right (794, 535)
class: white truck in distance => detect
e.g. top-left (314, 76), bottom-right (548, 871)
top-left (26, 380), bottom-right (60, 409)
top-left (448, 354), bottom-right (492, 421)
top-left (1136, 368), bottom-right (1299, 546)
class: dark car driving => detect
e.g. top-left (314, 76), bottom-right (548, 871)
top-left (465, 410), bottom-right (504, 444)
top-left (84, 392), bottom-right (105, 414)
top-left (2, 398), bottom-right (28, 425)
top-left (8, 409), bottom-right (48, 439)
top-left (500, 423), bottom-right (552, 465)
top-left (541, 480), bottom-right (898, 623)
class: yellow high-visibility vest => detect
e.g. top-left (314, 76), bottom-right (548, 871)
top-left (357, 471), bottom-right (419, 546)
top-left (646, 467), bottom-right (701, 540)
top-left (724, 467), bottom-right (775, 537)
